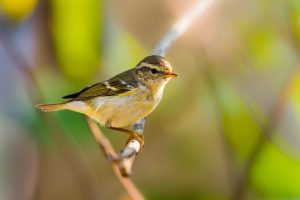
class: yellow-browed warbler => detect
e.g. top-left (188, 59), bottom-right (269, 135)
top-left (37, 55), bottom-right (177, 146)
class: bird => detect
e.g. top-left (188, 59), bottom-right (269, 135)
top-left (36, 55), bottom-right (177, 146)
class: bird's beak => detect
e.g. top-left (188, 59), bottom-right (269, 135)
top-left (163, 72), bottom-right (178, 78)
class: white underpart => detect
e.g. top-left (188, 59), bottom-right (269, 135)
top-left (67, 101), bottom-right (86, 108)
top-left (66, 101), bottom-right (88, 114)
top-left (104, 81), bottom-right (117, 90)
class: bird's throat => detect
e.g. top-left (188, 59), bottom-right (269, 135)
top-left (147, 80), bottom-right (168, 102)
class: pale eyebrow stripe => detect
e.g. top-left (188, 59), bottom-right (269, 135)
top-left (136, 62), bottom-right (156, 69)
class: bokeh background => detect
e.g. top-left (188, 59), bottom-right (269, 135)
top-left (1, 0), bottom-right (300, 199)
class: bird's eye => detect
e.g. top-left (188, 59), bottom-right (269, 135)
top-left (151, 68), bottom-right (158, 74)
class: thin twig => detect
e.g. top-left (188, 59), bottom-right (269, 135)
top-left (231, 64), bottom-right (300, 200)
top-left (203, 66), bottom-right (235, 194)
top-left (86, 118), bottom-right (144, 200)
top-left (153, 0), bottom-right (214, 56)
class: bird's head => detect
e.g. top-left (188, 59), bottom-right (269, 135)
top-left (134, 55), bottom-right (177, 86)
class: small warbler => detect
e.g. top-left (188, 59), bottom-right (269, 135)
top-left (37, 55), bottom-right (177, 145)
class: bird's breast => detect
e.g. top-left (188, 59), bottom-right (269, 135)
top-left (89, 89), bottom-right (161, 127)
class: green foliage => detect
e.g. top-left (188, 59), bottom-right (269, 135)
top-left (290, 0), bottom-right (300, 46)
top-left (251, 142), bottom-right (300, 197)
top-left (215, 77), bottom-right (261, 162)
top-left (50, 0), bottom-right (102, 81)
top-left (291, 73), bottom-right (300, 122)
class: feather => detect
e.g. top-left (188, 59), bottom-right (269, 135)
top-left (62, 69), bottom-right (139, 100)
top-left (36, 103), bottom-right (66, 112)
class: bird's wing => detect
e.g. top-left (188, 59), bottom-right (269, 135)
top-left (63, 78), bottom-right (137, 100)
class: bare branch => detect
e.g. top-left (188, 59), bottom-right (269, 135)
top-left (203, 65), bottom-right (236, 190)
top-left (153, 0), bottom-right (214, 56)
top-left (86, 118), bottom-right (144, 200)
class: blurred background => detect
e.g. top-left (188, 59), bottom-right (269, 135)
top-left (1, 0), bottom-right (300, 199)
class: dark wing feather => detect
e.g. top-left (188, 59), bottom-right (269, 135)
top-left (62, 69), bottom-right (138, 100)
top-left (62, 82), bottom-right (106, 99)
top-left (63, 92), bottom-right (81, 99)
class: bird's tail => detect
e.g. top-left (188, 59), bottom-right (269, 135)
top-left (36, 102), bottom-right (66, 112)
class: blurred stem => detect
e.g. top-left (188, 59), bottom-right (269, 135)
top-left (153, 0), bottom-right (214, 56)
top-left (0, 30), bottom-right (44, 104)
top-left (203, 67), bottom-right (235, 195)
top-left (232, 7), bottom-right (300, 199)
top-left (0, 32), bottom-right (101, 200)
top-left (287, 3), bottom-right (300, 55)
top-left (231, 64), bottom-right (300, 200)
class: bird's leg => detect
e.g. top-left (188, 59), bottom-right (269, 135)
top-left (109, 127), bottom-right (144, 147)
top-left (126, 118), bottom-right (146, 148)
top-left (105, 120), bottom-right (144, 147)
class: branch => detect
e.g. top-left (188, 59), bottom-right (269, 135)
top-left (86, 118), bottom-right (144, 200)
top-left (153, 0), bottom-right (215, 56)
top-left (231, 64), bottom-right (300, 200)
top-left (203, 66), bottom-right (235, 189)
